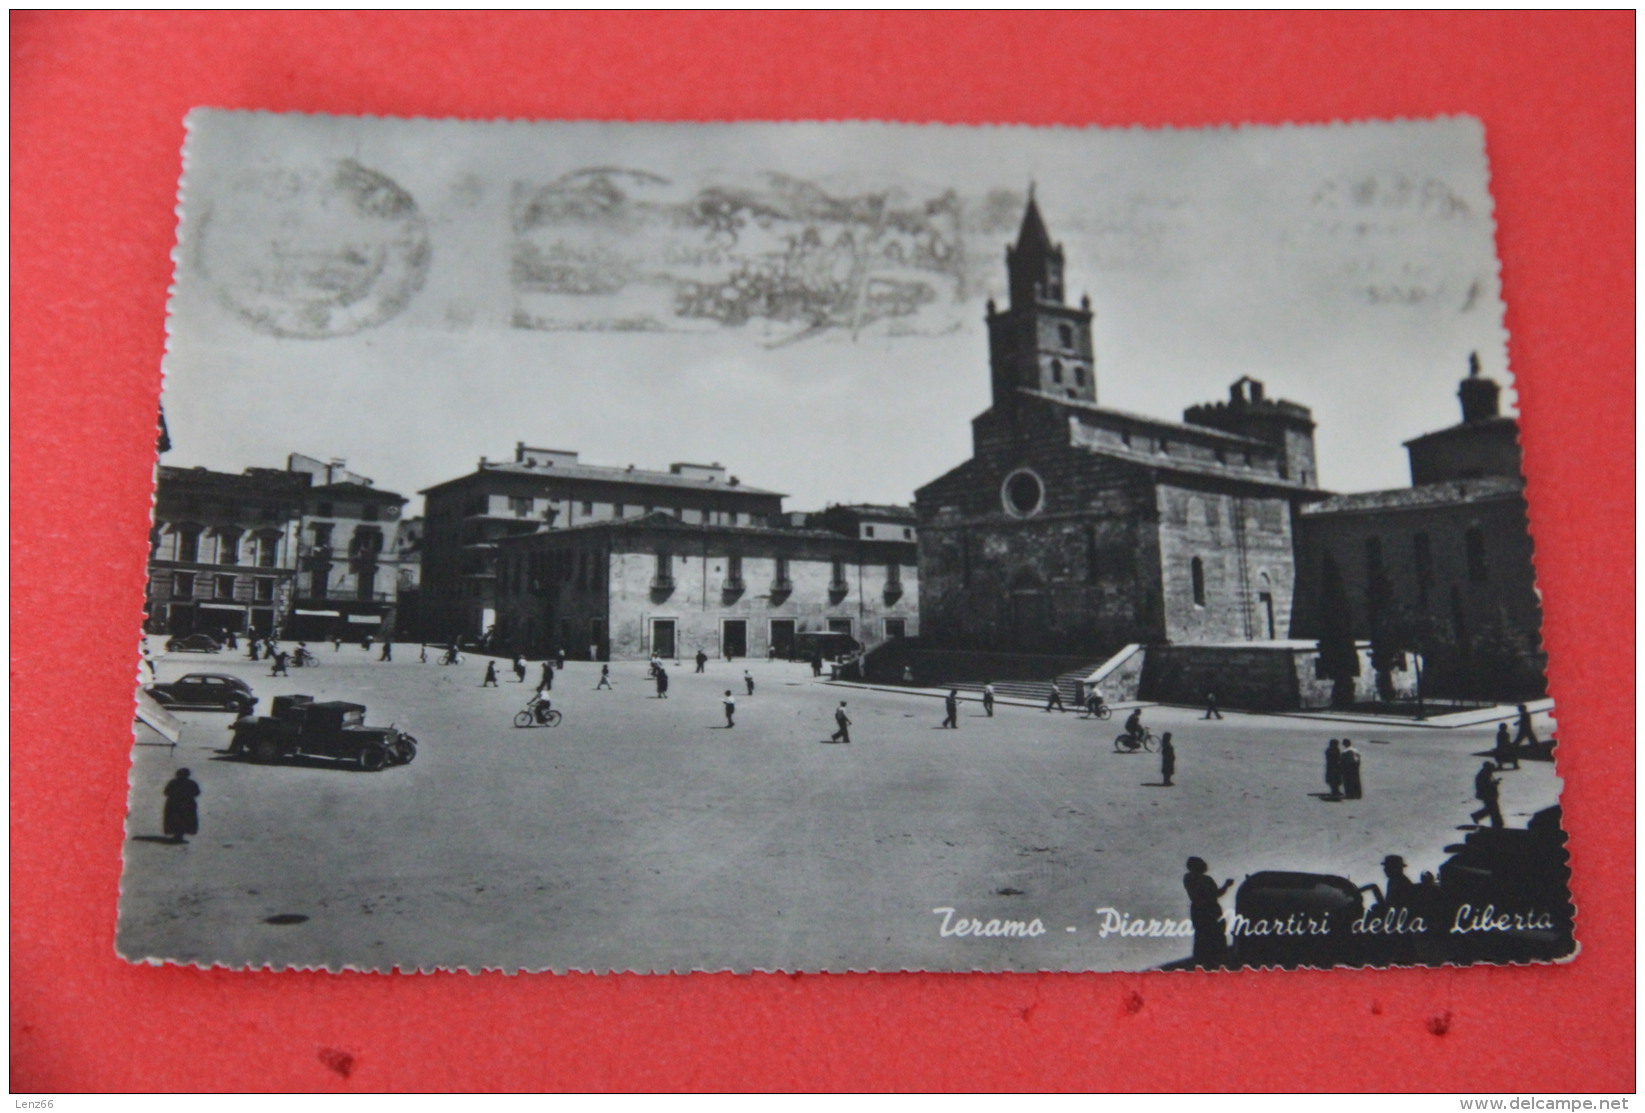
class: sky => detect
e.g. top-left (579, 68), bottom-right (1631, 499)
top-left (161, 113), bottom-right (1512, 510)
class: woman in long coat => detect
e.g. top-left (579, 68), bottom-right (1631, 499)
top-left (163, 769), bottom-right (200, 843)
top-left (1324, 739), bottom-right (1344, 799)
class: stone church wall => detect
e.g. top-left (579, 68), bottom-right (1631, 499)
top-left (1154, 483), bottom-right (1297, 644)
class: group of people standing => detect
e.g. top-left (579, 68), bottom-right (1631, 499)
top-left (1322, 738), bottom-right (1364, 800)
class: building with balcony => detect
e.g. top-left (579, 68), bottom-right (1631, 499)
top-left (492, 512), bottom-right (918, 660)
top-left (418, 445), bottom-right (786, 641)
top-left (145, 465), bottom-right (309, 637)
top-left (283, 456), bottom-right (410, 641)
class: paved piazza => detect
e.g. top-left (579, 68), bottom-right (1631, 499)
top-left (118, 641), bottom-right (1562, 973)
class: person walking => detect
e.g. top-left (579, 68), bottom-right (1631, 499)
top-left (942, 689), bottom-right (959, 729)
top-left (1202, 691), bottom-right (1223, 720)
top-left (1183, 857), bottom-right (1234, 968)
top-left (695, 650), bottom-right (708, 674)
top-left (269, 650), bottom-right (290, 677)
top-left (1494, 722), bottom-right (1520, 770)
top-left (482, 661), bottom-right (499, 687)
top-left (248, 639), bottom-right (261, 662)
top-left (723, 690), bottom-right (736, 728)
top-left (512, 654), bottom-right (527, 683)
top-left (1044, 681), bottom-right (1066, 713)
top-left (332, 635), bottom-right (343, 653)
top-left (540, 661), bottom-right (555, 692)
top-left (902, 665), bottom-right (915, 685)
top-left (982, 682), bottom-right (996, 717)
top-left (162, 769), bottom-right (200, 844)
top-left (224, 628), bottom-right (239, 651)
top-left (419, 644), bottom-right (428, 664)
top-left (830, 701), bottom-right (852, 744)
top-left (1324, 739), bottom-right (1344, 800)
top-left (557, 648), bottom-right (567, 669)
top-left (744, 670), bottom-right (755, 696)
top-left (596, 664), bottom-right (612, 690)
top-left (655, 666), bottom-right (669, 699)
top-left (1511, 704), bottom-right (1540, 748)
top-left (380, 639), bottom-right (393, 662)
top-left (1160, 732), bottom-right (1176, 786)
top-left (811, 653), bottom-right (824, 678)
top-left (1340, 739), bottom-right (1363, 800)
top-left (1470, 762), bottom-right (1504, 828)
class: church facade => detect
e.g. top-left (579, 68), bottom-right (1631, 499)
top-left (915, 197), bottom-right (1321, 657)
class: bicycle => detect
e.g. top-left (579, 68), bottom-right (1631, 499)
top-left (1083, 699), bottom-right (1113, 721)
top-left (514, 704), bottom-right (563, 729)
top-left (1114, 726), bottom-right (1157, 753)
top-left (439, 649), bottom-right (465, 666)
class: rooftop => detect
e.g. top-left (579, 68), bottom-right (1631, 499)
top-left (1403, 414), bottom-right (1518, 448)
top-left (421, 458), bottom-right (785, 498)
top-left (1301, 475), bottom-right (1523, 516)
top-left (493, 511), bottom-right (913, 547)
top-left (308, 481), bottom-right (408, 503)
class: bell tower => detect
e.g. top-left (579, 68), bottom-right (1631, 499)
top-left (986, 190), bottom-right (1096, 410)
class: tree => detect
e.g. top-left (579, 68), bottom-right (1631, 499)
top-left (1365, 564), bottom-right (1401, 703)
top-left (1316, 552), bottom-right (1360, 708)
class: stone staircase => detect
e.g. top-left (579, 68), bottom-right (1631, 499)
top-left (941, 664), bottom-right (1104, 705)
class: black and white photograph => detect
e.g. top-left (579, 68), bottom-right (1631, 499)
top-left (120, 111), bottom-right (1571, 974)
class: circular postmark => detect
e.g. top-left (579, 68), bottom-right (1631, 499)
top-left (197, 158), bottom-right (431, 339)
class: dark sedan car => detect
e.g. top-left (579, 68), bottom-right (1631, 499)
top-left (164, 633), bottom-right (221, 653)
top-left (146, 673), bottom-right (257, 715)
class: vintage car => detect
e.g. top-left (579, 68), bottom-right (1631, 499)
top-left (145, 673), bottom-right (257, 715)
top-left (1230, 870), bottom-right (1366, 970)
top-left (164, 633), bottom-right (221, 653)
top-left (229, 695), bottom-right (417, 771)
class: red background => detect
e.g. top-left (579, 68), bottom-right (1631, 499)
top-left (10, 12), bottom-right (1634, 1093)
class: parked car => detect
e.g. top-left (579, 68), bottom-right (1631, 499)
top-left (146, 673), bottom-right (257, 715)
top-left (229, 695), bottom-right (417, 771)
top-left (164, 633), bottom-right (221, 653)
top-left (1231, 870), bottom-right (1366, 970)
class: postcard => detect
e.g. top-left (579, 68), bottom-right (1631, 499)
top-left (120, 112), bottom-right (1569, 973)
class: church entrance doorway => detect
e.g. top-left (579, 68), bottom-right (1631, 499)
top-left (1009, 569), bottom-right (1049, 649)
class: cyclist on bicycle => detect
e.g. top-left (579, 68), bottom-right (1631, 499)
top-left (527, 689), bottom-right (555, 724)
top-left (1085, 687), bottom-right (1108, 718)
top-left (1123, 708), bottom-right (1145, 744)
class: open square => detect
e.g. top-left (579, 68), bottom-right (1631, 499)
top-left (120, 644), bottom-right (1561, 972)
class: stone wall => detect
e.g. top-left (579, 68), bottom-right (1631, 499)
top-left (1154, 483), bottom-right (1297, 644)
top-left (1139, 642), bottom-right (1420, 711)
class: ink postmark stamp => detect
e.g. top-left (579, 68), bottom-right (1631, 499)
top-left (122, 112), bottom-right (1570, 974)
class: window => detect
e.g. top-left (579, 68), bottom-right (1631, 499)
top-left (830, 559), bottom-right (847, 590)
top-left (885, 618), bottom-right (907, 639)
top-left (582, 500), bottom-right (594, 515)
top-left (903, 528), bottom-right (913, 540)
top-left (1412, 532), bottom-right (1434, 602)
top-left (311, 522), bottom-right (333, 548)
top-left (1002, 469), bottom-right (1045, 517)
top-left (865, 525), bottom-right (876, 538)
top-left (726, 554), bottom-right (744, 589)
top-left (886, 561), bottom-right (901, 587)
top-left (173, 571), bottom-right (195, 597)
top-left (1050, 358), bottom-right (1063, 384)
top-left (215, 575), bottom-right (236, 599)
top-left (509, 496), bottom-right (532, 518)
top-left (774, 555), bottom-right (792, 589)
top-left (1058, 323), bottom-right (1074, 348)
top-left (254, 532), bottom-right (279, 568)
top-left (1074, 365), bottom-right (1086, 387)
top-left (255, 579), bottom-right (274, 602)
top-left (217, 528), bottom-right (242, 565)
top-left (175, 524), bottom-right (201, 563)
top-left (1465, 527), bottom-right (1488, 582)
top-left (654, 549), bottom-right (674, 588)
top-left (614, 503), bottom-right (625, 518)
top-left (1191, 556), bottom-right (1206, 607)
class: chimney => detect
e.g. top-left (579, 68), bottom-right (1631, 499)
top-left (1458, 351), bottom-right (1501, 423)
